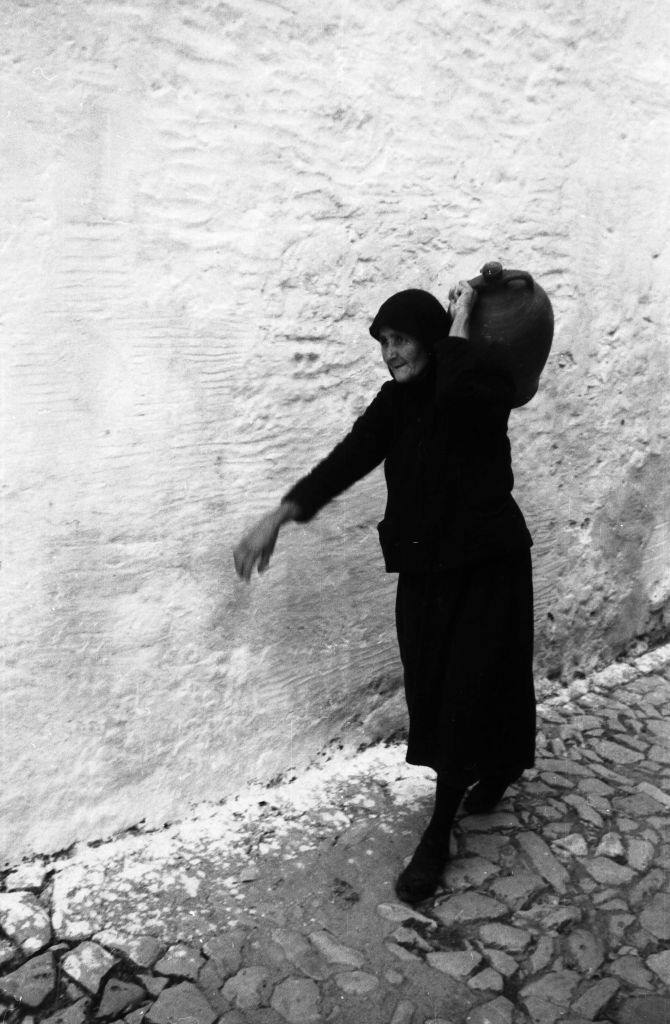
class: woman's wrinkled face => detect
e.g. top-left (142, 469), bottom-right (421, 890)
top-left (378, 327), bottom-right (430, 383)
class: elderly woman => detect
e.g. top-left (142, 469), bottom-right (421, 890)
top-left (233, 282), bottom-right (535, 903)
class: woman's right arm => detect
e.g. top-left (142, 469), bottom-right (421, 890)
top-left (233, 384), bottom-right (393, 580)
top-left (436, 281), bottom-right (515, 414)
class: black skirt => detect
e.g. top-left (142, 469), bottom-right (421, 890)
top-left (395, 547), bottom-right (535, 784)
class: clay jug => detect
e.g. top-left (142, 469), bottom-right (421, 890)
top-left (465, 261), bottom-right (554, 407)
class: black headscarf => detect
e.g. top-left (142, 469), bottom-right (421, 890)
top-left (369, 288), bottom-right (452, 350)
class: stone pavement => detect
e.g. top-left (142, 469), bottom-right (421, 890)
top-left (1, 645), bottom-right (669, 1024)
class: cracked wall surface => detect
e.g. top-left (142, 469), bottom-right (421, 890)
top-left (0, 0), bottom-right (668, 861)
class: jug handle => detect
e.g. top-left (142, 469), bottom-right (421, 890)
top-left (468, 261), bottom-right (534, 291)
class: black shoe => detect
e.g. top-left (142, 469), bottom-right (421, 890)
top-left (463, 777), bottom-right (511, 814)
top-left (394, 832), bottom-right (449, 904)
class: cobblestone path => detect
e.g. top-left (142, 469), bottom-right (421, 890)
top-left (1, 645), bottom-right (669, 1024)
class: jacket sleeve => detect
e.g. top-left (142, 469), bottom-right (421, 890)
top-left (282, 383), bottom-right (393, 522)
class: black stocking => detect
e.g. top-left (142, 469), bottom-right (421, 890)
top-left (424, 772), bottom-right (466, 848)
top-left (395, 774), bottom-right (466, 904)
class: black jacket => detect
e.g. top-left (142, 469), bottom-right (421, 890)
top-left (283, 336), bottom-right (532, 572)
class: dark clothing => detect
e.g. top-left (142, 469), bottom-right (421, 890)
top-left (283, 336), bottom-right (532, 572)
top-left (395, 548), bottom-right (535, 779)
top-left (283, 332), bottom-right (536, 776)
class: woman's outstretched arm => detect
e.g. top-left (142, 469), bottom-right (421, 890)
top-left (233, 383), bottom-right (393, 581)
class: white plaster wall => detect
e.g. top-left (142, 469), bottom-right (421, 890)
top-left (0, 0), bottom-right (668, 862)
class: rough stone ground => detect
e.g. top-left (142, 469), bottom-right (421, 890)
top-left (1, 645), bottom-right (669, 1024)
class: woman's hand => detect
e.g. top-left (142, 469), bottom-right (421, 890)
top-left (448, 278), bottom-right (479, 317)
top-left (233, 501), bottom-right (299, 581)
top-left (448, 280), bottom-right (478, 328)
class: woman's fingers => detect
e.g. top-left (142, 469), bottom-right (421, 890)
top-left (233, 543), bottom-right (246, 578)
top-left (234, 534), bottom-right (277, 580)
top-left (233, 539), bottom-right (257, 581)
top-left (257, 545), bottom-right (271, 573)
top-left (449, 281), bottom-right (477, 311)
top-left (450, 281), bottom-right (473, 298)
top-left (242, 549), bottom-right (255, 581)
top-left (258, 533), bottom-right (278, 574)
top-left (234, 550), bottom-right (249, 581)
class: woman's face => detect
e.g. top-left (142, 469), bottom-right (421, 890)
top-left (378, 327), bottom-right (430, 383)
